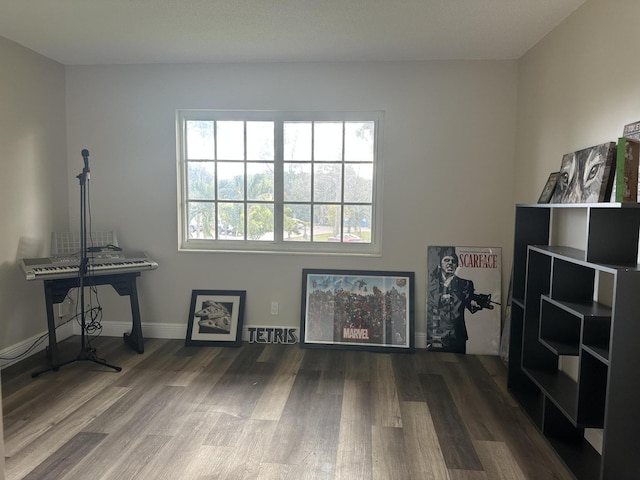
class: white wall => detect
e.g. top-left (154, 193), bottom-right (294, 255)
top-left (64, 61), bottom-right (518, 341)
top-left (0, 37), bottom-right (67, 350)
top-left (0, 36), bottom-right (67, 480)
top-left (514, 0), bottom-right (640, 203)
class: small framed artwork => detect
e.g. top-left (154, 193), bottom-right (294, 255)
top-left (300, 269), bottom-right (415, 352)
top-left (186, 290), bottom-right (246, 347)
top-left (538, 171), bottom-right (560, 203)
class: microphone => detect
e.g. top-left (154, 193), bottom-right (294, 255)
top-left (81, 149), bottom-right (90, 175)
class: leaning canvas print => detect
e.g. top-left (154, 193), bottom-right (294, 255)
top-left (550, 142), bottom-right (617, 203)
top-left (426, 246), bottom-right (501, 355)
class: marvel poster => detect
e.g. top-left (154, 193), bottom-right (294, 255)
top-left (426, 246), bottom-right (501, 355)
top-left (301, 269), bottom-right (415, 352)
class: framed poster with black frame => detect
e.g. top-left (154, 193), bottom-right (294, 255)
top-left (538, 171), bottom-right (560, 203)
top-left (185, 290), bottom-right (246, 347)
top-left (300, 269), bottom-right (415, 352)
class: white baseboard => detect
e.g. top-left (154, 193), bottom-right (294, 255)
top-left (0, 321), bottom-right (75, 369)
top-left (97, 321), bottom-right (187, 340)
top-left (109, 324), bottom-right (428, 348)
top-left (1, 323), bottom-right (428, 369)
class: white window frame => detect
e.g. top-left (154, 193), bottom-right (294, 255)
top-left (176, 110), bottom-right (383, 255)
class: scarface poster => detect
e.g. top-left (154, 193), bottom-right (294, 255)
top-left (426, 246), bottom-right (501, 355)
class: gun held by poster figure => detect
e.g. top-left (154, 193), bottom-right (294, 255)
top-left (468, 293), bottom-right (501, 313)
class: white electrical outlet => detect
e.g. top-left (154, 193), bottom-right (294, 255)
top-left (270, 301), bottom-right (279, 315)
top-left (57, 298), bottom-right (73, 317)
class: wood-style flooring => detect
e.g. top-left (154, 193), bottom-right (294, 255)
top-left (1, 336), bottom-right (573, 480)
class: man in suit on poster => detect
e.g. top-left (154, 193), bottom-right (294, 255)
top-left (427, 247), bottom-right (484, 353)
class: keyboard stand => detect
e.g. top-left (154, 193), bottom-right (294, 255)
top-left (37, 272), bottom-right (145, 374)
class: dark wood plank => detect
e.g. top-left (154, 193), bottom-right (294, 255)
top-left (335, 379), bottom-right (373, 479)
top-left (391, 353), bottom-right (424, 402)
top-left (20, 432), bottom-right (107, 480)
top-left (371, 425), bottom-right (411, 480)
top-left (419, 373), bottom-right (483, 471)
top-left (263, 367), bottom-right (342, 472)
top-left (398, 400), bottom-right (449, 479)
top-left (370, 354), bottom-right (402, 427)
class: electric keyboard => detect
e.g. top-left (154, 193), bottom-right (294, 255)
top-left (20, 251), bottom-right (158, 281)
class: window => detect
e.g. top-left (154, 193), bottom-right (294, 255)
top-left (177, 110), bottom-right (383, 254)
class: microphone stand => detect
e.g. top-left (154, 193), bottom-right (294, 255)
top-left (32, 149), bottom-right (121, 377)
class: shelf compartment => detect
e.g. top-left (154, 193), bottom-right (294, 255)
top-left (522, 249), bottom-right (558, 371)
top-left (544, 400), bottom-right (602, 480)
top-left (582, 316), bottom-right (611, 365)
top-left (577, 352), bottom-right (607, 427)
top-left (524, 367), bottom-right (578, 424)
top-left (513, 206), bottom-right (551, 301)
top-left (511, 388), bottom-right (544, 430)
top-left (539, 296), bottom-right (611, 358)
top-left (551, 258), bottom-right (595, 303)
top-left (586, 207), bottom-right (640, 264)
top-left (539, 296), bottom-right (581, 356)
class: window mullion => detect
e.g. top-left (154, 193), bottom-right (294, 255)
top-left (214, 120), bottom-right (219, 240)
top-left (243, 121), bottom-right (248, 240)
top-left (274, 120), bottom-right (284, 242)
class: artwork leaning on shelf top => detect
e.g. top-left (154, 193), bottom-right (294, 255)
top-left (550, 142), bottom-right (617, 204)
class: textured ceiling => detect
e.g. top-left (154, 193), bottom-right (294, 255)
top-left (0, 0), bottom-right (587, 65)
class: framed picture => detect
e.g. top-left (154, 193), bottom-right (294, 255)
top-left (300, 269), bottom-right (415, 352)
top-left (537, 171), bottom-right (560, 203)
top-left (185, 290), bottom-right (246, 347)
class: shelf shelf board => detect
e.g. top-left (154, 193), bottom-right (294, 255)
top-left (530, 245), bottom-right (586, 262)
top-left (546, 435), bottom-right (602, 480)
top-left (540, 338), bottom-right (579, 356)
top-left (582, 344), bottom-right (610, 365)
top-left (530, 245), bottom-right (640, 272)
top-left (541, 295), bottom-right (612, 319)
top-left (513, 297), bottom-right (525, 309)
top-left (517, 202), bottom-right (640, 209)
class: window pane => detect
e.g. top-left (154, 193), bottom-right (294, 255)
top-left (217, 162), bottom-right (245, 200)
top-left (313, 204), bottom-right (341, 242)
top-left (186, 120), bottom-right (215, 160)
top-left (187, 162), bottom-right (216, 200)
top-left (284, 122), bottom-right (311, 160)
top-left (314, 163), bottom-right (342, 202)
top-left (247, 162), bottom-right (274, 201)
top-left (344, 121), bottom-right (374, 162)
top-left (248, 203), bottom-right (274, 240)
top-left (344, 205), bottom-right (371, 243)
top-left (247, 121), bottom-right (274, 160)
top-left (217, 121), bottom-right (244, 160)
top-left (284, 204), bottom-right (310, 242)
top-left (344, 164), bottom-right (373, 203)
top-left (218, 202), bottom-right (244, 239)
top-left (314, 122), bottom-right (343, 161)
top-left (188, 201), bottom-right (216, 239)
top-left (284, 163), bottom-right (311, 202)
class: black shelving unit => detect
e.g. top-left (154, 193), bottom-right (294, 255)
top-left (508, 203), bottom-right (640, 480)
